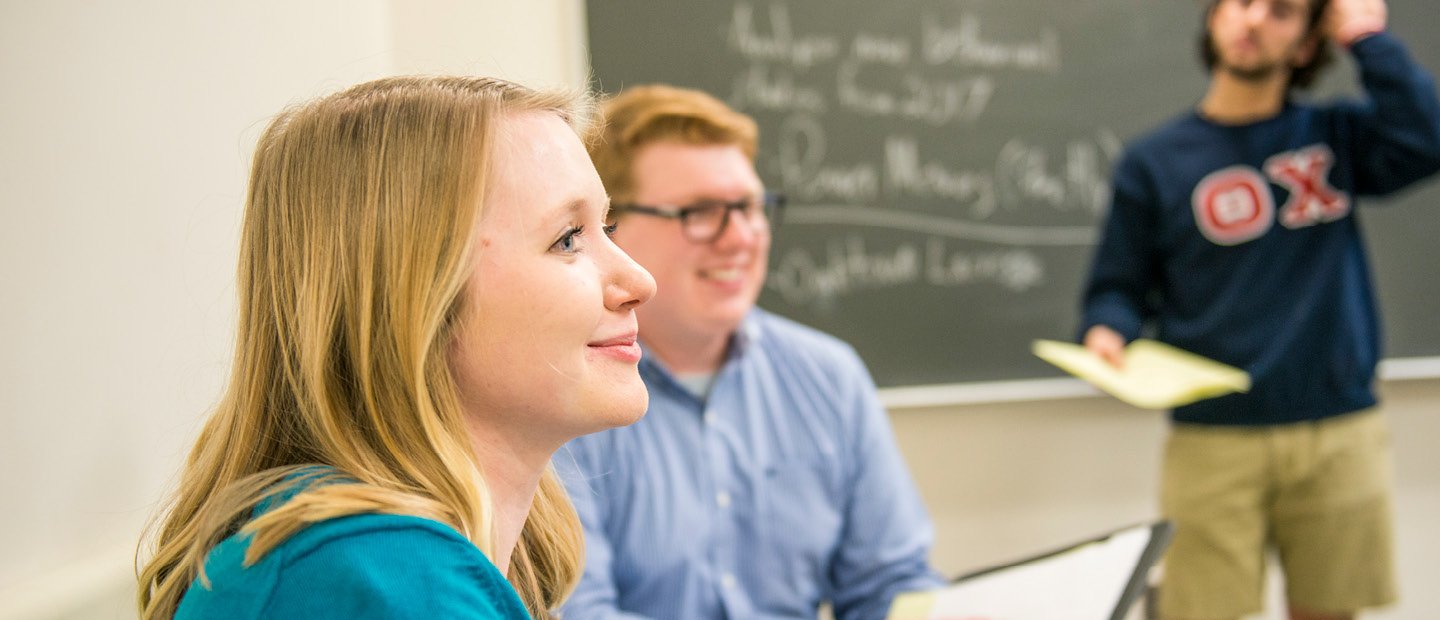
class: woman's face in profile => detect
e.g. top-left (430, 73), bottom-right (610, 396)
top-left (449, 111), bottom-right (656, 446)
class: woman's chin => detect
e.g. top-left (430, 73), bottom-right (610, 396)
top-left (580, 382), bottom-right (650, 435)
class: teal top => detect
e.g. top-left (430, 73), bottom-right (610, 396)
top-left (175, 480), bottom-right (530, 619)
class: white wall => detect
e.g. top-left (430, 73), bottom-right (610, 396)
top-left (0, 2), bottom-right (583, 618)
top-left (388, 0), bottom-right (587, 87)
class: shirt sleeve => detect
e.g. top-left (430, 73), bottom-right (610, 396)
top-left (259, 517), bottom-right (526, 620)
top-left (1347, 32), bottom-right (1440, 196)
top-left (827, 348), bottom-right (947, 620)
top-left (554, 446), bottom-right (655, 620)
top-left (1079, 151), bottom-right (1162, 343)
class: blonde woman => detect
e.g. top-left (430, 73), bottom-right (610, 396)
top-left (137, 76), bottom-right (655, 619)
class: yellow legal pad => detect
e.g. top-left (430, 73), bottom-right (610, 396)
top-left (1032, 339), bottom-right (1251, 410)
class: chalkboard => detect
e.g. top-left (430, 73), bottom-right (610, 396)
top-left (586, 0), bottom-right (1440, 389)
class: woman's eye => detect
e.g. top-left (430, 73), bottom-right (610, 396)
top-left (603, 223), bottom-right (619, 238)
top-left (552, 226), bottom-right (583, 253)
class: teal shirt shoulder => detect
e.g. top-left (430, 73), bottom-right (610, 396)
top-left (176, 498), bottom-right (529, 619)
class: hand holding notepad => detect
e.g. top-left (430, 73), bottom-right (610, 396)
top-left (1032, 339), bottom-right (1251, 409)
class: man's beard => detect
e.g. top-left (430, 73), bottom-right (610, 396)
top-left (1210, 36), bottom-right (1286, 83)
top-left (1221, 61), bottom-right (1283, 83)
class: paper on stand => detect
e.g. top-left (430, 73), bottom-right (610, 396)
top-left (1032, 339), bottom-right (1250, 410)
top-left (886, 526), bottom-right (1155, 620)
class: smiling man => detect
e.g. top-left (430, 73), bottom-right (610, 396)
top-left (556, 85), bottom-right (944, 620)
top-left (1079, 1), bottom-right (1440, 619)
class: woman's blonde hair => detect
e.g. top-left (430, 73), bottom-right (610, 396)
top-left (137, 76), bottom-right (591, 619)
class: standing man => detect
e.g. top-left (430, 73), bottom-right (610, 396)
top-left (557, 85), bottom-right (945, 620)
top-left (1081, 1), bottom-right (1440, 619)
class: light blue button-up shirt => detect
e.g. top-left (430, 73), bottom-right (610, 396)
top-left (557, 309), bottom-right (945, 620)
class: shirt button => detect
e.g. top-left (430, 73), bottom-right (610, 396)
top-left (716, 491), bottom-right (731, 508)
top-left (721, 573), bottom-right (737, 588)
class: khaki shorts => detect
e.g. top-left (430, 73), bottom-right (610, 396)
top-left (1158, 408), bottom-right (1397, 620)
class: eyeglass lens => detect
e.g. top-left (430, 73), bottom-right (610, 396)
top-left (683, 196), bottom-right (774, 242)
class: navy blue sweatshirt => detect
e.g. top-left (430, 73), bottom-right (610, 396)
top-left (1081, 32), bottom-right (1440, 426)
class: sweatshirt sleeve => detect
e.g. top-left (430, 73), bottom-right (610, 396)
top-left (1347, 32), bottom-right (1440, 196)
top-left (1079, 150), bottom-right (1163, 343)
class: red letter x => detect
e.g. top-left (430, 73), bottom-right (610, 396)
top-left (1264, 145), bottom-right (1350, 228)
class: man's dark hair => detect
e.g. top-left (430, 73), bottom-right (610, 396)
top-left (1199, 0), bottom-right (1335, 90)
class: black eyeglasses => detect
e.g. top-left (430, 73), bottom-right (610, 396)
top-left (610, 191), bottom-right (786, 244)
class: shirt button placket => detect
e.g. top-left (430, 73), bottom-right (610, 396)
top-left (703, 402), bottom-right (735, 610)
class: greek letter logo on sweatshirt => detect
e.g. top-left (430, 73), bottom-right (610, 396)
top-left (1192, 144), bottom-right (1350, 246)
